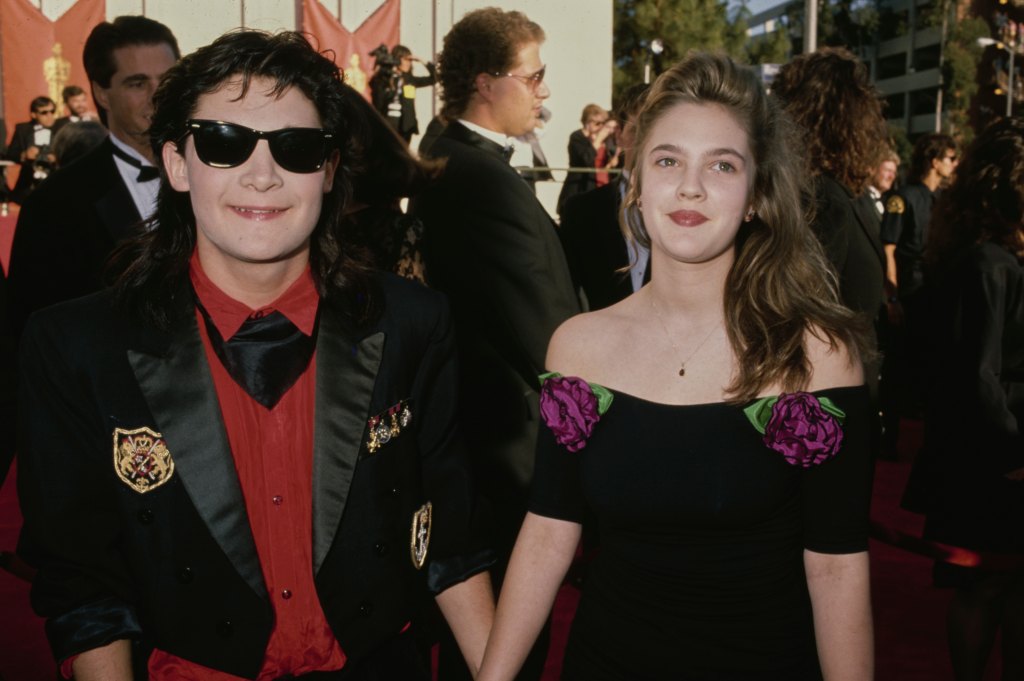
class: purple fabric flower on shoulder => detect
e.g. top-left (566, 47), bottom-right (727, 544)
top-left (744, 392), bottom-right (846, 467)
top-left (538, 372), bottom-right (613, 452)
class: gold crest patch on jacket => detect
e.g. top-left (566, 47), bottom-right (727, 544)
top-left (410, 502), bottom-right (432, 570)
top-left (366, 400), bottom-right (412, 453)
top-left (113, 427), bottom-right (175, 494)
top-left (885, 195), bottom-right (905, 215)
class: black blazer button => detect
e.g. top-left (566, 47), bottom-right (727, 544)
top-left (177, 567), bottom-right (193, 584)
top-left (357, 601), bottom-right (373, 617)
top-left (216, 619), bottom-right (234, 637)
top-left (374, 542), bottom-right (389, 556)
top-left (389, 487), bottom-right (400, 497)
top-left (136, 509), bottom-right (154, 524)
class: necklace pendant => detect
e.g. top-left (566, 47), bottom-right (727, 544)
top-left (678, 365), bottom-right (686, 377)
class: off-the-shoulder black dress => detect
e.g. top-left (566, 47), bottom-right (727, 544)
top-left (531, 385), bottom-right (874, 681)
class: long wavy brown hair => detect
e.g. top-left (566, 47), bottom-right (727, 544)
top-left (772, 47), bottom-right (887, 194)
top-left (622, 52), bottom-right (870, 401)
top-left (927, 116), bottom-right (1024, 273)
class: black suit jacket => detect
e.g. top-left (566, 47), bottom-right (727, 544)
top-left (559, 181), bottom-right (634, 311)
top-left (5, 121), bottom-right (56, 202)
top-left (6, 138), bottom-right (140, 335)
top-left (17, 275), bottom-right (490, 678)
top-left (811, 175), bottom-right (885, 320)
top-left (414, 122), bottom-right (580, 543)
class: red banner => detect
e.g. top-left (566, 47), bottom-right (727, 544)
top-left (302, 0), bottom-right (399, 101)
top-left (1, 0), bottom-right (105, 127)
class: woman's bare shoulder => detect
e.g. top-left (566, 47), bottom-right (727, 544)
top-left (546, 300), bottom-right (641, 377)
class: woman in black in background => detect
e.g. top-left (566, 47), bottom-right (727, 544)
top-left (905, 116), bottom-right (1024, 681)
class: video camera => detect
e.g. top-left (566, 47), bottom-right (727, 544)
top-left (370, 43), bottom-right (399, 76)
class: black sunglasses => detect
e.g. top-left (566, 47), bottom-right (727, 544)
top-left (183, 119), bottom-right (334, 174)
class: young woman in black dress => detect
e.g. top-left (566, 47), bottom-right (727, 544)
top-left (478, 53), bottom-right (875, 681)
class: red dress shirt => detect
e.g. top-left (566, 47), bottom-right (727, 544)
top-left (146, 256), bottom-right (346, 679)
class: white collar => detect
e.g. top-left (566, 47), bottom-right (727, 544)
top-left (109, 133), bottom-right (153, 167)
top-left (458, 119), bottom-right (512, 149)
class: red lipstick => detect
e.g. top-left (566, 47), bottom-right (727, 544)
top-left (668, 210), bottom-right (708, 227)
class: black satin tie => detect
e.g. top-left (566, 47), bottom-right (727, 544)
top-left (196, 301), bottom-right (319, 409)
top-left (110, 143), bottom-right (160, 182)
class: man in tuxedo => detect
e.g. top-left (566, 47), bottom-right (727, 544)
top-left (559, 83), bottom-right (650, 310)
top-left (17, 30), bottom-right (492, 680)
top-left (413, 8), bottom-right (580, 679)
top-left (5, 16), bottom-right (179, 335)
top-left (4, 96), bottom-right (58, 203)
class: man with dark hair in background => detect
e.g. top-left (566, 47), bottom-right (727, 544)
top-left (17, 29), bottom-right (493, 681)
top-left (52, 84), bottom-right (98, 134)
top-left (879, 132), bottom-right (958, 453)
top-left (369, 44), bottom-right (436, 144)
top-left (414, 8), bottom-right (580, 680)
top-left (6, 15), bottom-right (179, 335)
top-left (4, 96), bottom-right (58, 203)
top-left (882, 133), bottom-right (958, 302)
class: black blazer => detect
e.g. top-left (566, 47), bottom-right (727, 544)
top-left (414, 122), bottom-right (580, 537)
top-left (5, 121), bottom-right (56, 202)
top-left (4, 121), bottom-right (42, 163)
top-left (811, 175), bottom-right (886, 320)
top-left (556, 129), bottom-right (598, 216)
top-left (6, 137), bottom-right (140, 335)
top-left (17, 275), bottom-right (490, 678)
top-left (559, 181), bottom-right (634, 311)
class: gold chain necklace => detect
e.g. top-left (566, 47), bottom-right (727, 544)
top-left (649, 294), bottom-right (722, 377)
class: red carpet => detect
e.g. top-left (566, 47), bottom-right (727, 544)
top-left (0, 420), bottom-right (1004, 680)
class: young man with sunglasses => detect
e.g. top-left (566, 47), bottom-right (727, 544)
top-left (4, 96), bottom-right (58, 203)
top-left (17, 30), bottom-right (494, 681)
top-left (6, 16), bottom-right (179, 336)
top-left (413, 8), bottom-right (580, 680)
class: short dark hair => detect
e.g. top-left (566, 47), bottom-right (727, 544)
top-left (437, 8), bottom-right (544, 120)
top-left (30, 96), bottom-right (56, 113)
top-left (61, 85), bottom-right (85, 103)
top-left (112, 30), bottom-right (377, 328)
top-left (909, 132), bottom-right (956, 183)
top-left (391, 44), bottom-right (412, 60)
top-left (83, 16), bottom-right (180, 124)
top-left (613, 83), bottom-right (650, 125)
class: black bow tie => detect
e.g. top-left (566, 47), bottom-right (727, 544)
top-left (196, 299), bottom-right (319, 409)
top-left (110, 144), bottom-right (160, 182)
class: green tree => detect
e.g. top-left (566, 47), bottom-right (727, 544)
top-left (941, 14), bottom-right (988, 141)
top-left (745, 18), bottom-right (793, 65)
top-left (613, 0), bottom-right (749, 99)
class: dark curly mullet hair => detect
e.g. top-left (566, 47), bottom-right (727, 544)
top-left (111, 29), bottom-right (379, 329)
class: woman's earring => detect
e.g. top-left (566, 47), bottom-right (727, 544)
top-left (744, 207), bottom-right (756, 222)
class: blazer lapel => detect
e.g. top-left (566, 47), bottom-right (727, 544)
top-left (851, 189), bottom-right (886, 267)
top-left (443, 122), bottom-right (508, 162)
top-left (127, 310), bottom-right (266, 599)
top-left (311, 304), bottom-right (384, 574)
top-left (94, 141), bottom-right (143, 242)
